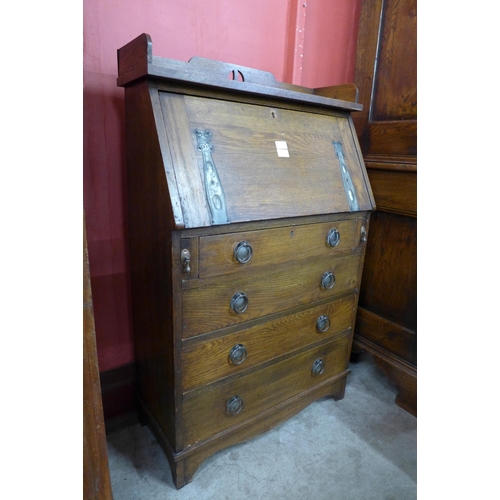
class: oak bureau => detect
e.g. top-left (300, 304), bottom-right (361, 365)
top-left (117, 33), bottom-right (375, 489)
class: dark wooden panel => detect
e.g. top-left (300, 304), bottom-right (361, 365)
top-left (355, 306), bottom-right (415, 364)
top-left (359, 211), bottom-right (416, 330)
top-left (83, 213), bottom-right (113, 500)
top-left (372, 0), bottom-right (417, 121)
top-left (367, 167), bottom-right (417, 216)
top-left (99, 363), bottom-right (137, 432)
top-left (352, 0), bottom-right (417, 417)
top-left (125, 82), bottom-right (177, 447)
top-left (366, 121), bottom-right (417, 156)
top-left (352, 0), bottom-right (417, 159)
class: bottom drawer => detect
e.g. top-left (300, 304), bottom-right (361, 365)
top-left (182, 332), bottom-right (351, 446)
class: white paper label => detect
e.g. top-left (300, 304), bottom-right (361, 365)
top-left (275, 141), bottom-right (289, 157)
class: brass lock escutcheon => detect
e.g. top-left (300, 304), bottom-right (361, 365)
top-left (311, 359), bottom-right (325, 377)
top-left (234, 241), bottom-right (253, 264)
top-left (229, 343), bottom-right (247, 365)
top-left (326, 228), bottom-right (340, 247)
top-left (316, 315), bottom-right (331, 333)
top-left (226, 395), bottom-right (244, 416)
top-left (230, 292), bottom-right (249, 314)
top-left (321, 271), bottom-right (336, 290)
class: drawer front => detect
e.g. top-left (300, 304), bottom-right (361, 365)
top-left (198, 219), bottom-right (363, 279)
top-left (182, 294), bottom-right (356, 392)
top-left (182, 252), bottom-right (362, 337)
top-left (182, 333), bottom-right (350, 446)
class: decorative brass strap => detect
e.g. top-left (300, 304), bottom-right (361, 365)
top-left (333, 141), bottom-right (360, 211)
top-left (195, 129), bottom-right (230, 225)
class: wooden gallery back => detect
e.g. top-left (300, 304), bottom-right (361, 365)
top-left (117, 33), bottom-right (375, 489)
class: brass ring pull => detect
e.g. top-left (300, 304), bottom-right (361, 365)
top-left (226, 395), bottom-right (244, 416)
top-left (229, 344), bottom-right (247, 365)
top-left (326, 228), bottom-right (340, 247)
top-left (234, 241), bottom-right (253, 264)
top-left (230, 292), bottom-right (249, 314)
top-left (316, 315), bottom-right (331, 333)
top-left (311, 359), bottom-right (325, 377)
top-left (321, 271), bottom-right (336, 290)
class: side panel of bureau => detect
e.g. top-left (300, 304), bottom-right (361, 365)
top-left (124, 81), bottom-right (178, 447)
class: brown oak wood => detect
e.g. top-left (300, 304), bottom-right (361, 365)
top-left (83, 213), bottom-right (113, 500)
top-left (118, 34), bottom-right (374, 488)
top-left (179, 93), bottom-right (373, 224)
top-left (182, 334), bottom-right (350, 446)
top-left (182, 252), bottom-right (363, 337)
top-left (117, 34), bottom-right (363, 112)
top-left (365, 167), bottom-right (416, 217)
top-left (138, 372), bottom-right (348, 488)
top-left (182, 294), bottom-right (356, 391)
top-left (352, 0), bottom-right (417, 416)
top-left (198, 217), bottom-right (366, 279)
top-left (314, 84), bottom-right (358, 103)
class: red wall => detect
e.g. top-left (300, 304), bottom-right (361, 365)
top-left (83, 0), bottom-right (361, 372)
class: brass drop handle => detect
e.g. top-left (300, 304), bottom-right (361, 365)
top-left (316, 315), bottom-right (331, 333)
top-left (230, 292), bottom-right (249, 314)
top-left (229, 344), bottom-right (247, 365)
top-left (234, 241), bottom-right (253, 264)
top-left (321, 271), bottom-right (336, 290)
top-left (226, 395), bottom-right (244, 416)
top-left (180, 249), bottom-right (191, 273)
top-left (326, 228), bottom-right (340, 247)
top-left (311, 359), bottom-right (325, 376)
top-left (360, 225), bottom-right (367, 243)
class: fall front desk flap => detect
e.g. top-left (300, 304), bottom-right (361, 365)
top-left (117, 34), bottom-right (374, 229)
top-left (158, 92), bottom-right (373, 228)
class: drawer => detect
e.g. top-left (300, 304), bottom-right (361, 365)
top-left (182, 294), bottom-right (356, 392)
top-left (198, 218), bottom-right (364, 279)
top-left (182, 252), bottom-right (362, 337)
top-left (182, 332), bottom-right (350, 446)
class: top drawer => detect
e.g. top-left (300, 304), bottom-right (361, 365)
top-left (198, 218), bottom-right (365, 279)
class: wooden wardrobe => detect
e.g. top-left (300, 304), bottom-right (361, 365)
top-left (352, 0), bottom-right (417, 416)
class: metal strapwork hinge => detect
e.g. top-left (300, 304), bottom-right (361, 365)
top-left (195, 129), bottom-right (230, 225)
top-left (333, 141), bottom-right (359, 212)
